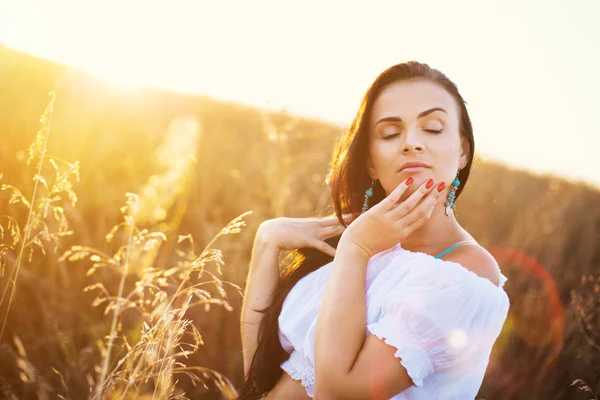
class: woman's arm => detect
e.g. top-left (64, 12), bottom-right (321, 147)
top-left (313, 237), bottom-right (371, 391)
top-left (314, 237), bottom-right (504, 399)
top-left (314, 237), bottom-right (415, 399)
top-left (240, 224), bottom-right (281, 377)
top-left (240, 215), bottom-right (346, 377)
top-left (313, 180), bottom-right (446, 398)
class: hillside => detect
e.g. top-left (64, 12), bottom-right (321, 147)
top-left (0, 44), bottom-right (599, 399)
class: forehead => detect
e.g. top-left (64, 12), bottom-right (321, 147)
top-left (370, 78), bottom-right (458, 122)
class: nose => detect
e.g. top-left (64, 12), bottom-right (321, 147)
top-left (400, 127), bottom-right (425, 154)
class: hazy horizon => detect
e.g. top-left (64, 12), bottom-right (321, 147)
top-left (1, 0), bottom-right (598, 188)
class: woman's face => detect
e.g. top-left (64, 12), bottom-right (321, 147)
top-left (366, 78), bottom-right (469, 199)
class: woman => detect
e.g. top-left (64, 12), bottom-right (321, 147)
top-left (239, 61), bottom-right (510, 399)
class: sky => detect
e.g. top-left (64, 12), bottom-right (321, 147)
top-left (0, 0), bottom-right (598, 188)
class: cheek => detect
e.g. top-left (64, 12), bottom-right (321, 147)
top-left (433, 135), bottom-right (461, 159)
top-left (371, 140), bottom-right (397, 161)
top-left (371, 149), bottom-right (398, 173)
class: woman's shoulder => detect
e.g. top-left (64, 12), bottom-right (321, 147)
top-left (378, 242), bottom-right (508, 295)
top-left (374, 243), bottom-right (511, 334)
top-left (367, 243), bottom-right (511, 380)
top-left (435, 243), bottom-right (503, 287)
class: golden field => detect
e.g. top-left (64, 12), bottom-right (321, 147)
top-left (0, 45), bottom-right (599, 399)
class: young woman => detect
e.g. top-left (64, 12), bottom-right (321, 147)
top-left (239, 61), bottom-right (510, 399)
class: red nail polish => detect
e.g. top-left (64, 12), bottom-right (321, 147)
top-left (405, 177), bottom-right (413, 185)
top-left (437, 182), bottom-right (446, 192)
top-left (426, 178), bottom-right (434, 189)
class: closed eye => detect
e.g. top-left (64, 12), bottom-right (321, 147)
top-left (383, 129), bottom-right (442, 140)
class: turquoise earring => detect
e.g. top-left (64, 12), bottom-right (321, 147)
top-left (444, 172), bottom-right (460, 216)
top-left (361, 179), bottom-right (375, 214)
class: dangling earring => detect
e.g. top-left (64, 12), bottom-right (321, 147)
top-left (444, 172), bottom-right (460, 216)
top-left (361, 179), bottom-right (375, 214)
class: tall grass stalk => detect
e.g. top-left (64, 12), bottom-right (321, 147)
top-left (0, 96), bottom-right (245, 398)
top-left (93, 194), bottom-right (138, 400)
top-left (66, 205), bottom-right (249, 398)
top-left (0, 92), bottom-right (56, 341)
top-left (56, 116), bottom-right (248, 398)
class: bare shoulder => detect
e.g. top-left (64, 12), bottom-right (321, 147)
top-left (440, 243), bottom-right (502, 287)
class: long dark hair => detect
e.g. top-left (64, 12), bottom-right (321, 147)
top-left (238, 61), bottom-right (476, 399)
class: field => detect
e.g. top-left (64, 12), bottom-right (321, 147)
top-left (0, 45), bottom-right (599, 399)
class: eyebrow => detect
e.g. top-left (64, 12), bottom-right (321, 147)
top-left (374, 107), bottom-right (448, 127)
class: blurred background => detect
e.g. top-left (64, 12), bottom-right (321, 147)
top-left (0, 0), bottom-right (598, 399)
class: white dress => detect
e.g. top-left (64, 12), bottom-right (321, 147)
top-left (278, 242), bottom-right (510, 399)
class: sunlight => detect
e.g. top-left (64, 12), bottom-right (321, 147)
top-left (0, 1), bottom-right (598, 398)
top-left (0, 0), bottom-right (598, 188)
top-left (92, 70), bottom-right (150, 93)
top-left (447, 329), bottom-right (469, 350)
top-left (0, 0), bottom-right (250, 97)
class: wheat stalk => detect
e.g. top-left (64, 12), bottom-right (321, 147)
top-left (0, 91), bottom-right (56, 341)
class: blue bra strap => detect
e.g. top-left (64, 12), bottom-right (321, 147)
top-left (434, 243), bottom-right (466, 259)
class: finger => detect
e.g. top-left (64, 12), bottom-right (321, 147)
top-left (322, 213), bottom-right (353, 226)
top-left (387, 178), bottom-right (434, 218)
top-left (372, 178), bottom-right (413, 212)
top-left (402, 182), bottom-right (445, 227)
top-left (405, 204), bottom-right (434, 235)
top-left (320, 215), bottom-right (339, 225)
top-left (416, 180), bottom-right (445, 210)
top-left (341, 213), bottom-right (353, 224)
top-left (321, 224), bottom-right (346, 238)
top-left (311, 239), bottom-right (337, 257)
top-left (321, 214), bottom-right (344, 226)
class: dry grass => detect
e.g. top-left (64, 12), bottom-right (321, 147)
top-left (0, 91), bottom-right (77, 340)
top-left (0, 45), bottom-right (599, 399)
top-left (1, 94), bottom-right (246, 399)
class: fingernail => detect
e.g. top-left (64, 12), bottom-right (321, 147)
top-left (437, 182), bottom-right (446, 192)
top-left (405, 177), bottom-right (413, 185)
top-left (426, 178), bottom-right (434, 189)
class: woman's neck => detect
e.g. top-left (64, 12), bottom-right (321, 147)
top-left (399, 200), bottom-right (474, 253)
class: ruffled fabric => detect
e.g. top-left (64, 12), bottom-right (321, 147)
top-left (280, 351), bottom-right (315, 398)
top-left (278, 244), bottom-right (510, 399)
top-left (366, 248), bottom-right (510, 383)
top-left (367, 313), bottom-right (433, 387)
top-left (408, 247), bottom-right (509, 290)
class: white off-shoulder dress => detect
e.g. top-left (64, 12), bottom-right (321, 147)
top-left (278, 242), bottom-right (510, 399)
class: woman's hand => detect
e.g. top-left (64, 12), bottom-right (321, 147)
top-left (341, 178), bottom-right (446, 258)
top-left (258, 215), bottom-right (351, 258)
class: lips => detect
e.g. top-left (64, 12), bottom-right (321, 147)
top-left (399, 161), bottom-right (430, 171)
top-left (402, 166), bottom-right (427, 173)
